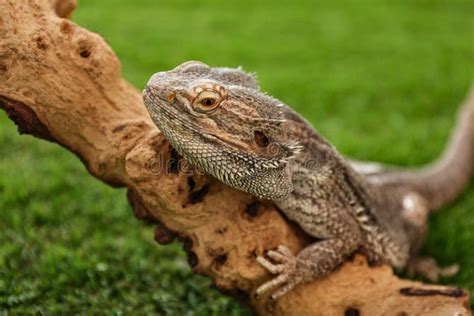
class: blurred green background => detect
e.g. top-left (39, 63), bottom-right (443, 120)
top-left (1, 0), bottom-right (473, 314)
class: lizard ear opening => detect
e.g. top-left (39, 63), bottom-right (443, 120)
top-left (254, 131), bottom-right (270, 148)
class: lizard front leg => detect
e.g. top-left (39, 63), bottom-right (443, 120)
top-left (256, 209), bottom-right (362, 299)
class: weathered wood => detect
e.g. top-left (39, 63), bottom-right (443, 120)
top-left (0, 1), bottom-right (470, 314)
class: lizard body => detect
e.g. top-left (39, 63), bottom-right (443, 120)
top-left (143, 61), bottom-right (473, 299)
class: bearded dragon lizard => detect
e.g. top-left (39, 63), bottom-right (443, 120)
top-left (143, 61), bottom-right (474, 299)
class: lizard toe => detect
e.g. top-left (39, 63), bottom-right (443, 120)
top-left (276, 245), bottom-right (293, 257)
top-left (255, 272), bottom-right (289, 297)
top-left (267, 249), bottom-right (292, 263)
top-left (257, 256), bottom-right (285, 274)
top-left (271, 281), bottom-right (297, 300)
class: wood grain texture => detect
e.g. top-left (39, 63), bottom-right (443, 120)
top-left (0, 1), bottom-right (470, 314)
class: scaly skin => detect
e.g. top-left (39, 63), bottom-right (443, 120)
top-left (143, 61), bottom-right (474, 299)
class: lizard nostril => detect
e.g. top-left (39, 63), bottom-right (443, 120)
top-left (167, 93), bottom-right (175, 101)
top-left (254, 131), bottom-right (269, 147)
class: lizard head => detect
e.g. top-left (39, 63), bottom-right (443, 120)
top-left (143, 61), bottom-right (302, 200)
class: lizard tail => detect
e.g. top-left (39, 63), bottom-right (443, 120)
top-left (372, 87), bottom-right (474, 211)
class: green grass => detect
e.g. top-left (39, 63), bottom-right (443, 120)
top-left (1, 0), bottom-right (473, 313)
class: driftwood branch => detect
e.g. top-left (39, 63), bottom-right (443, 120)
top-left (0, 1), bottom-right (471, 314)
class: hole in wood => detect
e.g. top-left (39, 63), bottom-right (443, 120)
top-left (187, 185), bottom-right (210, 204)
top-left (167, 147), bottom-right (180, 174)
top-left (399, 287), bottom-right (465, 298)
top-left (187, 176), bottom-right (196, 191)
top-left (79, 48), bottom-right (91, 58)
top-left (35, 36), bottom-right (48, 50)
top-left (344, 307), bottom-right (360, 316)
top-left (245, 202), bottom-right (261, 217)
top-left (214, 253), bottom-right (228, 266)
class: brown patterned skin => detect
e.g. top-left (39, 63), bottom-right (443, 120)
top-left (143, 61), bottom-right (473, 299)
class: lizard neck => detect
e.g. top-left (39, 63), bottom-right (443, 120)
top-left (282, 108), bottom-right (378, 201)
top-left (281, 109), bottom-right (411, 267)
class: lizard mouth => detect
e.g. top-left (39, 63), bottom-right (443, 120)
top-left (145, 89), bottom-right (235, 140)
top-left (144, 92), bottom-right (194, 128)
top-left (145, 92), bottom-right (234, 147)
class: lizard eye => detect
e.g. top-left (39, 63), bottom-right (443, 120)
top-left (201, 98), bottom-right (216, 107)
top-left (193, 90), bottom-right (223, 112)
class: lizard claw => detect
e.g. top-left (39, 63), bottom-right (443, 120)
top-left (256, 245), bottom-right (300, 299)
